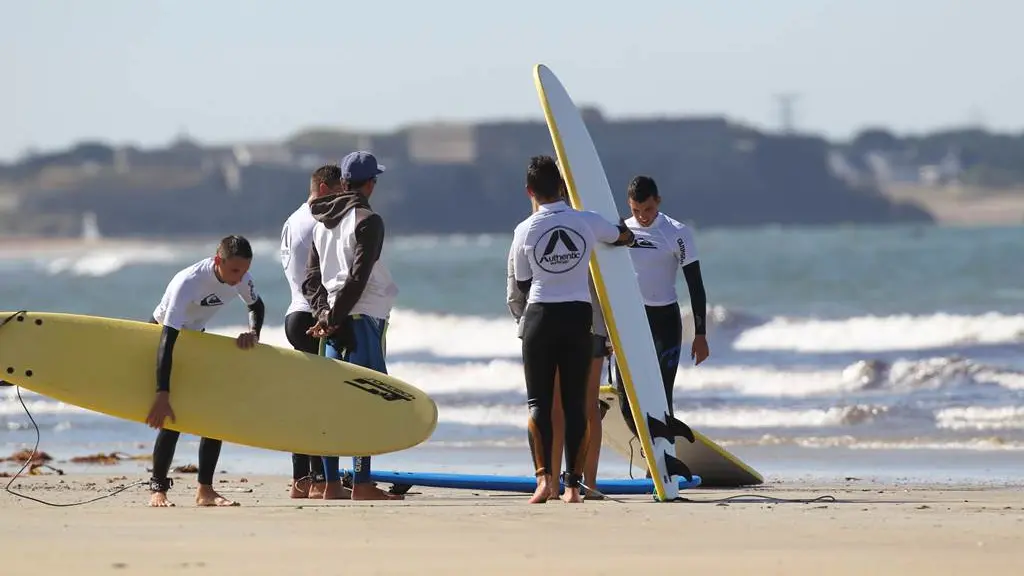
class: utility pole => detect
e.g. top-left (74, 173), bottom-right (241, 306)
top-left (775, 93), bottom-right (799, 134)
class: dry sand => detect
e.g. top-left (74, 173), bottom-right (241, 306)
top-left (2, 473), bottom-right (1023, 575)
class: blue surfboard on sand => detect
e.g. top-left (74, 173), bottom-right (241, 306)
top-left (340, 469), bottom-right (702, 495)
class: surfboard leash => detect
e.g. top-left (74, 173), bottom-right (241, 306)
top-left (1, 311), bottom-right (148, 505)
top-left (670, 493), bottom-right (837, 504)
top-left (2, 384), bottom-right (148, 506)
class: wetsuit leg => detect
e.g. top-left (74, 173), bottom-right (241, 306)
top-left (649, 302), bottom-right (683, 413)
top-left (285, 311), bottom-right (325, 480)
top-left (151, 428), bottom-right (179, 491)
top-left (615, 302), bottom-right (684, 435)
top-left (292, 454), bottom-right (310, 480)
top-left (147, 315), bottom-right (178, 492)
top-left (197, 437), bottom-right (222, 485)
top-left (555, 302), bottom-right (594, 489)
top-left (520, 303), bottom-right (558, 477)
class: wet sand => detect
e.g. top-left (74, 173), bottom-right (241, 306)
top-left (2, 473), bottom-right (1023, 575)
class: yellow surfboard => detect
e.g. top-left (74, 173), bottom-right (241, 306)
top-left (0, 311), bottom-right (438, 457)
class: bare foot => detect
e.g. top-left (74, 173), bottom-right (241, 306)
top-left (351, 483), bottom-right (403, 500)
top-left (548, 483), bottom-right (560, 500)
top-left (149, 492), bottom-right (175, 507)
top-left (561, 486), bottom-right (583, 503)
top-left (530, 476), bottom-right (551, 504)
top-left (308, 481), bottom-right (327, 499)
top-left (195, 485), bottom-right (240, 507)
top-left (290, 478), bottom-right (311, 499)
top-left (322, 480), bottom-right (352, 500)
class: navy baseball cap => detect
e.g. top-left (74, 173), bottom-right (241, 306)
top-left (340, 151), bottom-right (386, 181)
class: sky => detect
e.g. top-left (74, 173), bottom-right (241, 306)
top-left (2, 0), bottom-right (1020, 162)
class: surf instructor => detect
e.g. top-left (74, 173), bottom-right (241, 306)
top-left (144, 234), bottom-right (266, 508)
top-left (508, 154), bottom-right (634, 504)
top-left (615, 175), bottom-right (709, 438)
top-left (301, 151), bottom-right (402, 501)
top-left (279, 166), bottom-right (340, 499)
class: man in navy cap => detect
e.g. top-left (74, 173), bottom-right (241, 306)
top-left (301, 150), bottom-right (402, 500)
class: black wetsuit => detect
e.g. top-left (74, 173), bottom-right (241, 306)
top-left (520, 299), bottom-right (594, 487)
top-left (508, 199), bottom-right (632, 490)
top-left (615, 260), bottom-right (706, 436)
top-left (147, 296), bottom-right (265, 493)
top-left (284, 310), bottom-right (326, 482)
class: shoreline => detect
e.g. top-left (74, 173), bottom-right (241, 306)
top-left (0, 215), bottom-right (1019, 252)
top-left (3, 472), bottom-right (1023, 575)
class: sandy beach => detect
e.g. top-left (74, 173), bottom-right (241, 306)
top-left (2, 472), bottom-right (1022, 575)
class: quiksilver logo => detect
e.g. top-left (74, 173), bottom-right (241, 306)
top-left (631, 236), bottom-right (657, 249)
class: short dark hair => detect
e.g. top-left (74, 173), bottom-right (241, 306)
top-left (341, 176), bottom-right (375, 192)
top-left (311, 164), bottom-right (342, 192)
top-left (627, 175), bottom-right (659, 203)
top-left (216, 235), bottom-right (253, 260)
top-left (526, 155), bottom-right (563, 201)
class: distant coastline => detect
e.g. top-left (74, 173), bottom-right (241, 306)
top-left (9, 115), bottom-right (1024, 238)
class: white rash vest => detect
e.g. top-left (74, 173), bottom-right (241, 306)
top-left (280, 202), bottom-right (317, 316)
top-left (152, 257), bottom-right (260, 331)
top-left (624, 212), bottom-right (699, 306)
top-left (311, 207), bottom-right (399, 320)
top-left (509, 200), bottom-right (621, 304)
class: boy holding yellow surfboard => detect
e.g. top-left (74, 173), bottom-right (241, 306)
top-left (144, 234), bottom-right (266, 508)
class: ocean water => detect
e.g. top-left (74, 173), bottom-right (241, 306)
top-left (3, 223), bottom-right (1024, 486)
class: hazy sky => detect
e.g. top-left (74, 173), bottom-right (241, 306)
top-left (3, 0), bottom-right (1019, 161)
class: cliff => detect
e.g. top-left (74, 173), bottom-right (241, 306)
top-left (0, 112), bottom-right (936, 238)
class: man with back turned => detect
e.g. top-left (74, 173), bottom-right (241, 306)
top-left (507, 154), bottom-right (634, 503)
top-left (301, 151), bottom-right (402, 501)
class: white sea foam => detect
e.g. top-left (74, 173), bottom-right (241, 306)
top-left (732, 312), bottom-right (1024, 353)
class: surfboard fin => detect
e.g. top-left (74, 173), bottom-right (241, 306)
top-left (663, 454), bottom-right (694, 483)
top-left (646, 413), bottom-right (696, 444)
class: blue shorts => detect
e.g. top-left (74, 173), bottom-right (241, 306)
top-left (325, 315), bottom-right (388, 374)
top-left (321, 315), bottom-right (388, 484)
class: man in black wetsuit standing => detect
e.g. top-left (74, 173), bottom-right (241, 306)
top-left (507, 155), bottom-right (634, 503)
top-left (279, 166), bottom-right (338, 499)
top-left (615, 175), bottom-right (709, 441)
top-left (144, 235), bottom-right (265, 508)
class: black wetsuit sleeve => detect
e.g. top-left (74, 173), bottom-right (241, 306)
top-left (155, 326), bottom-right (179, 393)
top-left (247, 296), bottom-right (265, 339)
top-left (327, 213), bottom-right (385, 327)
top-left (682, 261), bottom-right (707, 336)
top-left (302, 241), bottom-right (330, 321)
